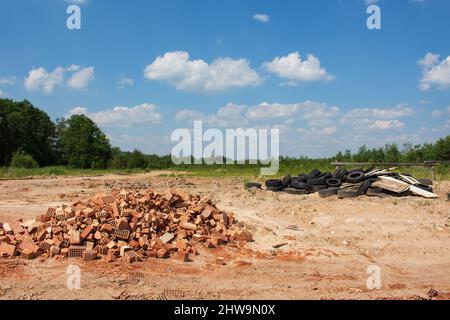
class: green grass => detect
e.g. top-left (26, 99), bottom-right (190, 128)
top-left (1, 163), bottom-right (448, 180)
top-left (0, 166), bottom-right (150, 179)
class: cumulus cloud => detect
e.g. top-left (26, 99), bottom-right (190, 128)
top-left (0, 89), bottom-right (7, 98)
top-left (143, 51), bottom-right (263, 93)
top-left (418, 53), bottom-right (450, 91)
top-left (0, 76), bottom-right (16, 86)
top-left (67, 67), bottom-right (94, 89)
top-left (69, 103), bottom-right (161, 127)
top-left (253, 14), bottom-right (269, 23)
top-left (264, 52), bottom-right (334, 84)
top-left (24, 65), bottom-right (94, 93)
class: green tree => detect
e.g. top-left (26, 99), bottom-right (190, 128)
top-left (57, 115), bottom-right (112, 168)
top-left (433, 135), bottom-right (450, 161)
top-left (0, 99), bottom-right (57, 166)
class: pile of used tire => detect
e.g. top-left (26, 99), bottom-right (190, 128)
top-left (264, 168), bottom-right (435, 199)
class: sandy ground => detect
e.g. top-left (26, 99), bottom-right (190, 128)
top-left (0, 172), bottom-right (449, 300)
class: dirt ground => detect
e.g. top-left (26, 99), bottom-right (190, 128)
top-left (0, 172), bottom-right (449, 300)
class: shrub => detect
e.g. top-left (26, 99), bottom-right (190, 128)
top-left (10, 150), bottom-right (39, 168)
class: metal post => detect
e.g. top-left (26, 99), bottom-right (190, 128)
top-left (431, 165), bottom-right (436, 181)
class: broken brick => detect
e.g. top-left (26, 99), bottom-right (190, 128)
top-left (0, 242), bottom-right (16, 257)
top-left (82, 249), bottom-right (98, 261)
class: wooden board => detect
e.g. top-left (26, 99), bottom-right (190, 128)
top-left (371, 176), bottom-right (410, 194)
top-left (409, 185), bottom-right (439, 199)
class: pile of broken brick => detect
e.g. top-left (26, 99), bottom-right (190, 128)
top-left (0, 188), bottom-right (253, 262)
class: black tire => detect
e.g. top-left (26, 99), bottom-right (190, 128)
top-left (319, 187), bottom-right (339, 198)
top-left (348, 168), bottom-right (363, 174)
top-left (285, 188), bottom-right (308, 195)
top-left (265, 179), bottom-right (283, 188)
top-left (282, 175), bottom-right (292, 187)
top-left (413, 183), bottom-right (433, 193)
top-left (333, 168), bottom-right (348, 179)
top-left (366, 187), bottom-right (388, 198)
top-left (337, 189), bottom-right (359, 198)
top-left (245, 182), bottom-right (261, 190)
top-left (295, 174), bottom-right (309, 181)
top-left (312, 185), bottom-right (328, 192)
top-left (346, 171), bottom-right (365, 183)
top-left (308, 169), bottom-right (321, 179)
top-left (418, 179), bottom-right (433, 186)
top-left (357, 179), bottom-right (375, 195)
top-left (266, 186), bottom-right (283, 192)
top-left (326, 178), bottom-right (342, 188)
top-left (289, 180), bottom-right (313, 191)
top-left (308, 173), bottom-right (332, 186)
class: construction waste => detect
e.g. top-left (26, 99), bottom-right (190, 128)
top-left (262, 168), bottom-right (439, 199)
top-left (0, 188), bottom-right (253, 261)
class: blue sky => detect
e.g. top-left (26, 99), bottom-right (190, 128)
top-left (1, 0), bottom-right (449, 157)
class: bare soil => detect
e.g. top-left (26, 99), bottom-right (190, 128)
top-left (0, 172), bottom-right (449, 300)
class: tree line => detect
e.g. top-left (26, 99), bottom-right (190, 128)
top-left (1, 98), bottom-right (449, 169)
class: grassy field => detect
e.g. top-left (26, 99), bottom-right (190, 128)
top-left (1, 163), bottom-right (448, 180)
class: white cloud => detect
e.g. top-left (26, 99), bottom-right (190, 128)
top-left (176, 100), bottom-right (341, 132)
top-left (176, 103), bottom-right (248, 127)
top-left (24, 65), bottom-right (93, 93)
top-left (69, 103), bottom-right (161, 127)
top-left (0, 76), bottom-right (16, 86)
top-left (170, 100), bottom-right (431, 157)
top-left (418, 52), bottom-right (440, 68)
top-left (67, 67), bottom-right (94, 89)
top-left (369, 120), bottom-right (405, 130)
top-left (119, 76), bottom-right (134, 88)
top-left (253, 14), bottom-right (269, 23)
top-left (143, 51), bottom-right (263, 93)
top-left (0, 89), bottom-right (7, 98)
top-left (431, 110), bottom-right (444, 117)
top-left (418, 53), bottom-right (450, 91)
top-left (341, 104), bottom-right (412, 131)
top-left (264, 52), bottom-right (333, 84)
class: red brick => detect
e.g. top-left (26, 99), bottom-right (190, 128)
top-left (82, 249), bottom-right (98, 261)
top-left (100, 223), bottom-right (113, 233)
top-left (180, 221), bottom-right (197, 230)
top-left (80, 225), bottom-right (94, 239)
top-left (70, 230), bottom-right (81, 244)
top-left (0, 242), bottom-right (16, 257)
top-left (21, 248), bottom-right (35, 259)
top-left (156, 248), bottom-right (168, 259)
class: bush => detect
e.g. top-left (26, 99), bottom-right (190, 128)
top-left (10, 150), bottom-right (39, 168)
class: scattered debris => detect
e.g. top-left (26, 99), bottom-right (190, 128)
top-left (264, 168), bottom-right (439, 199)
top-left (0, 188), bottom-right (252, 262)
top-left (272, 242), bottom-right (288, 249)
top-left (428, 288), bottom-right (438, 299)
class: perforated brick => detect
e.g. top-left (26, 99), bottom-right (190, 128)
top-left (68, 246), bottom-right (86, 258)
